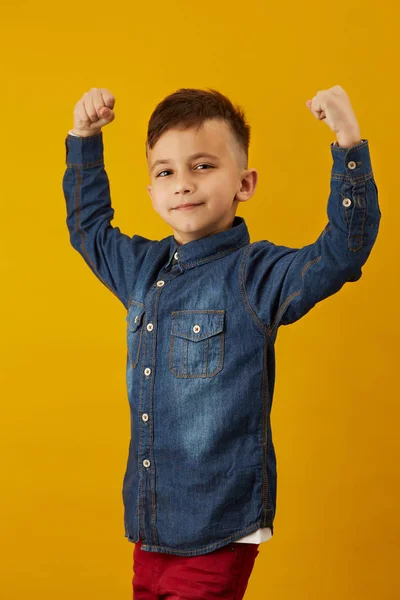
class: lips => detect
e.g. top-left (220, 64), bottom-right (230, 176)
top-left (174, 203), bottom-right (203, 210)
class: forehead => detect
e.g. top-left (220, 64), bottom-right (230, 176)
top-left (148, 119), bottom-right (237, 164)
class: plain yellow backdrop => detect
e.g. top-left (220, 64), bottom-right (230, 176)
top-left (1, 0), bottom-right (398, 598)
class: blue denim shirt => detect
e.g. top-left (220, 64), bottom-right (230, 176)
top-left (62, 131), bottom-right (381, 556)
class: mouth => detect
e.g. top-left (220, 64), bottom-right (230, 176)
top-left (174, 203), bottom-right (204, 211)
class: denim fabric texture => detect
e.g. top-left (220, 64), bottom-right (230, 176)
top-left (62, 131), bottom-right (381, 556)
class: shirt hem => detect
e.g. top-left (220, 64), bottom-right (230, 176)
top-left (124, 519), bottom-right (274, 556)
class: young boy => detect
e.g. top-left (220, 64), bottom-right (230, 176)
top-left (62, 85), bottom-right (381, 599)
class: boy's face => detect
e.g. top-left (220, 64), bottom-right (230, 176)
top-left (146, 118), bottom-right (258, 245)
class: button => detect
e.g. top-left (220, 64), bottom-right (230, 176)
top-left (342, 198), bottom-right (352, 207)
top-left (347, 160), bottom-right (357, 170)
top-left (142, 413), bottom-right (149, 422)
top-left (143, 459), bottom-right (150, 468)
top-left (147, 323), bottom-right (154, 332)
top-left (144, 367), bottom-right (151, 376)
top-left (193, 324), bottom-right (201, 333)
top-left (174, 251), bottom-right (179, 260)
top-left (134, 315), bottom-right (139, 323)
top-left (156, 280), bottom-right (165, 287)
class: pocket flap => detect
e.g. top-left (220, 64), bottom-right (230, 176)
top-left (171, 310), bottom-right (224, 342)
top-left (126, 303), bottom-right (145, 332)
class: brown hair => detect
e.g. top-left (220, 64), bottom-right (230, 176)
top-left (145, 88), bottom-right (250, 170)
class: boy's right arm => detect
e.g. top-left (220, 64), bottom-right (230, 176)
top-left (62, 88), bottom-right (153, 310)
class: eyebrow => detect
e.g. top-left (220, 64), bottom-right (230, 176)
top-left (150, 152), bottom-right (220, 174)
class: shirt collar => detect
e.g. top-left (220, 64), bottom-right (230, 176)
top-left (166, 215), bottom-right (250, 269)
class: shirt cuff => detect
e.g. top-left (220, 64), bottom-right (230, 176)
top-left (65, 130), bottom-right (104, 165)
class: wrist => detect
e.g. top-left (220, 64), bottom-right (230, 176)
top-left (336, 128), bottom-right (362, 149)
top-left (69, 129), bottom-right (101, 138)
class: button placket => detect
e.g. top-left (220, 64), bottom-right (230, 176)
top-left (141, 274), bottom-right (169, 498)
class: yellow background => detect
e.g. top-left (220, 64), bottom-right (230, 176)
top-left (1, 1), bottom-right (398, 598)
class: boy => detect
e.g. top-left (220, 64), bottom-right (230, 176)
top-left (62, 85), bottom-right (381, 599)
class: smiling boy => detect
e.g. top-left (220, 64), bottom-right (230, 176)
top-left (63, 85), bottom-right (380, 599)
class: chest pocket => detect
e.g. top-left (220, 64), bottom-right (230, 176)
top-left (169, 310), bottom-right (225, 378)
top-left (126, 301), bottom-right (145, 369)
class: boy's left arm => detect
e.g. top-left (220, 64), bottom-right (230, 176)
top-left (242, 86), bottom-right (381, 331)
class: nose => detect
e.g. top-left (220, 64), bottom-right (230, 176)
top-left (174, 174), bottom-right (195, 195)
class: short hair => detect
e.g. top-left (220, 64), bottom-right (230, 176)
top-left (145, 88), bottom-right (250, 170)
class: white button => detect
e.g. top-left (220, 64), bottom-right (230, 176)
top-left (157, 280), bottom-right (165, 287)
top-left (342, 198), bottom-right (352, 207)
top-left (147, 323), bottom-right (153, 331)
top-left (142, 413), bottom-right (149, 422)
top-left (134, 315), bottom-right (139, 323)
top-left (193, 324), bottom-right (201, 333)
top-left (143, 459), bottom-right (150, 468)
top-left (174, 251), bottom-right (178, 260)
top-left (347, 160), bottom-right (357, 170)
top-left (144, 367), bottom-right (151, 376)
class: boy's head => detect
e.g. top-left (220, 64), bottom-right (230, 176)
top-left (145, 88), bottom-right (258, 246)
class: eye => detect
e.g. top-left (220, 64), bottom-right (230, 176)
top-left (156, 164), bottom-right (214, 178)
top-left (195, 164), bottom-right (213, 170)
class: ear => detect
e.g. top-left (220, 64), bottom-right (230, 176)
top-left (235, 169), bottom-right (258, 203)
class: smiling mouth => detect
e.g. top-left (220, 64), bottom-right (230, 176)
top-left (174, 203), bottom-right (204, 210)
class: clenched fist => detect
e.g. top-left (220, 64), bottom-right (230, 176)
top-left (70, 88), bottom-right (116, 137)
top-left (305, 85), bottom-right (362, 148)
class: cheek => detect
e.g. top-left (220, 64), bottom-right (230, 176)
top-left (151, 187), bottom-right (168, 205)
top-left (209, 174), bottom-right (235, 197)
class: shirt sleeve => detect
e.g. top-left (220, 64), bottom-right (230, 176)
top-left (62, 130), bottom-right (154, 309)
top-left (242, 139), bottom-right (381, 331)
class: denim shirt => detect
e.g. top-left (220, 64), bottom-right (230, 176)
top-left (62, 131), bottom-right (381, 556)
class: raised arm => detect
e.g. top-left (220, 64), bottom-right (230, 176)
top-left (62, 88), bottom-right (153, 310)
top-left (241, 86), bottom-right (381, 332)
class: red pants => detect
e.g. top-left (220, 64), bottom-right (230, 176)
top-left (132, 539), bottom-right (260, 599)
